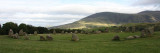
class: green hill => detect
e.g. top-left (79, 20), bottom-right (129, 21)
top-left (51, 11), bottom-right (160, 29)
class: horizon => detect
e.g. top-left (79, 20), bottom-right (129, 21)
top-left (0, 0), bottom-right (160, 27)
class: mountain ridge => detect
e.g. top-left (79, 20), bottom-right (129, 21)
top-left (50, 11), bottom-right (160, 29)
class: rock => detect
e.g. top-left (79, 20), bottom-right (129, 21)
top-left (13, 33), bottom-right (19, 39)
top-left (74, 31), bottom-right (78, 34)
top-left (61, 31), bottom-right (64, 34)
top-left (24, 34), bottom-right (29, 40)
top-left (34, 31), bottom-right (38, 35)
top-left (146, 27), bottom-right (154, 36)
top-left (40, 36), bottom-right (46, 41)
top-left (8, 29), bottom-right (14, 37)
top-left (140, 30), bottom-right (146, 38)
top-left (125, 27), bottom-right (130, 32)
top-left (29, 34), bottom-right (32, 35)
top-left (19, 29), bottom-right (24, 36)
top-left (65, 32), bottom-right (68, 34)
top-left (133, 35), bottom-right (140, 38)
top-left (126, 36), bottom-right (135, 40)
top-left (53, 30), bottom-right (56, 34)
top-left (95, 31), bottom-right (101, 34)
top-left (112, 35), bottom-right (120, 41)
top-left (105, 27), bottom-right (109, 33)
top-left (132, 26), bottom-right (136, 33)
top-left (71, 33), bottom-right (79, 41)
top-left (23, 32), bottom-right (26, 36)
top-left (80, 31), bottom-right (84, 34)
top-left (46, 35), bottom-right (53, 41)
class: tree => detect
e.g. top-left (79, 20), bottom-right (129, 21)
top-left (18, 23), bottom-right (27, 32)
top-left (37, 27), bottom-right (48, 34)
top-left (2, 22), bottom-right (18, 35)
top-left (26, 25), bottom-right (37, 34)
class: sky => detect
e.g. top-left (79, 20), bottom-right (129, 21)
top-left (0, 0), bottom-right (160, 27)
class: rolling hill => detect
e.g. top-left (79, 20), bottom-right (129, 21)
top-left (51, 11), bottom-right (160, 29)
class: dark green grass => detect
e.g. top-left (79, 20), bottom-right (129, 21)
top-left (0, 32), bottom-right (160, 53)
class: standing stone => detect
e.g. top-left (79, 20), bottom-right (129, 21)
top-left (125, 27), bottom-right (130, 32)
top-left (53, 30), bottom-right (56, 34)
top-left (112, 35), bottom-right (120, 41)
top-left (65, 32), bottom-right (68, 34)
top-left (61, 31), bottom-right (64, 34)
top-left (23, 32), bottom-right (26, 36)
top-left (74, 31), bottom-right (78, 34)
top-left (80, 31), bottom-right (84, 34)
top-left (40, 36), bottom-right (46, 41)
top-left (147, 27), bottom-right (154, 36)
top-left (24, 34), bottom-right (29, 40)
top-left (46, 35), bottom-right (53, 41)
top-left (141, 30), bottom-right (146, 38)
top-left (34, 31), bottom-right (38, 35)
top-left (13, 33), bottom-right (19, 39)
top-left (8, 29), bottom-right (14, 37)
top-left (132, 26), bottom-right (136, 33)
top-left (105, 27), bottom-right (109, 33)
top-left (19, 29), bottom-right (24, 36)
top-left (71, 33), bottom-right (79, 41)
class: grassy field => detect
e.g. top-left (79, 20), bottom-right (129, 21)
top-left (0, 32), bottom-right (160, 53)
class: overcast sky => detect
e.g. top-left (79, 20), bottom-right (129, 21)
top-left (0, 0), bottom-right (159, 27)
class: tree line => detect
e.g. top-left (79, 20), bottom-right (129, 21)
top-left (1, 22), bottom-right (160, 35)
top-left (0, 22), bottom-right (82, 35)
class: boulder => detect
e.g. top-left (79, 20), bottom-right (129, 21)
top-left (8, 29), bottom-right (14, 37)
top-left (24, 34), bottom-right (30, 40)
top-left (132, 26), bottom-right (136, 33)
top-left (61, 31), bottom-right (64, 34)
top-left (74, 31), bottom-right (78, 34)
top-left (133, 35), bottom-right (140, 38)
top-left (80, 31), bottom-right (84, 34)
top-left (53, 30), bottom-right (56, 34)
top-left (140, 30), bottom-right (146, 38)
top-left (112, 35), bottom-right (120, 41)
top-left (95, 31), bottom-right (101, 34)
top-left (65, 32), bottom-right (68, 34)
top-left (19, 29), bottom-right (24, 36)
top-left (126, 36), bottom-right (135, 40)
top-left (125, 27), bottom-right (130, 32)
top-left (71, 33), bottom-right (79, 41)
top-left (46, 35), bottom-right (53, 41)
top-left (13, 33), bottom-right (19, 39)
top-left (34, 31), bottom-right (38, 35)
top-left (105, 27), bottom-right (109, 33)
top-left (40, 36), bottom-right (46, 41)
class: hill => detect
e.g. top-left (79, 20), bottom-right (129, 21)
top-left (51, 11), bottom-right (160, 29)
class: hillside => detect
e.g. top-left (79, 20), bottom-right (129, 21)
top-left (51, 11), bottom-right (160, 29)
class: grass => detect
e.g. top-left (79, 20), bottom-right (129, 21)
top-left (0, 32), bottom-right (160, 53)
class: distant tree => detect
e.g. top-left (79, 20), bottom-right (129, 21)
top-left (2, 22), bottom-right (18, 35)
top-left (18, 23), bottom-right (27, 32)
top-left (26, 25), bottom-right (37, 34)
top-left (37, 27), bottom-right (49, 34)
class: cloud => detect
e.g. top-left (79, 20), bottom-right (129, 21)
top-left (134, 0), bottom-right (160, 5)
top-left (132, 0), bottom-right (160, 10)
top-left (0, 0), bottom-right (159, 27)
